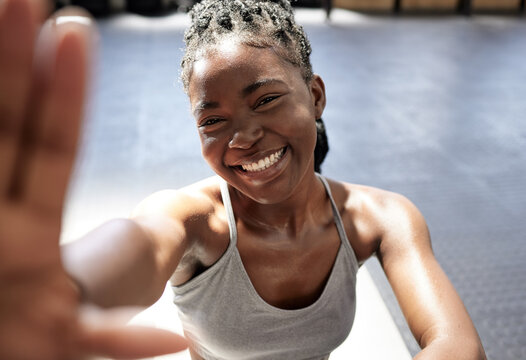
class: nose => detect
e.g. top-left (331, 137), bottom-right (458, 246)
top-left (228, 121), bottom-right (264, 149)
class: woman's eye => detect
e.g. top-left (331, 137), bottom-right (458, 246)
top-left (201, 118), bottom-right (222, 127)
top-left (257, 95), bottom-right (279, 108)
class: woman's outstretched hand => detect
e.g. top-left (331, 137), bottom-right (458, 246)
top-left (0, 0), bottom-right (187, 358)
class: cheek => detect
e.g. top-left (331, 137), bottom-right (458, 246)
top-left (284, 109), bottom-right (317, 147)
top-left (290, 118), bottom-right (318, 163)
top-left (200, 134), bottom-right (224, 168)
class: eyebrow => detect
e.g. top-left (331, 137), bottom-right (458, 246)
top-left (241, 78), bottom-right (286, 97)
top-left (193, 101), bottom-right (220, 117)
top-left (193, 78), bottom-right (285, 117)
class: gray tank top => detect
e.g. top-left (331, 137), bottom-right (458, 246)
top-left (172, 175), bottom-right (359, 360)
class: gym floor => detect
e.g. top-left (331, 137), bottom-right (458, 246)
top-left (62, 7), bottom-right (526, 360)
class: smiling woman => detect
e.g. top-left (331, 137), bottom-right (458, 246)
top-left (188, 33), bottom-right (324, 203)
top-left (0, 0), bottom-right (487, 359)
top-left (183, 0), bottom-right (330, 175)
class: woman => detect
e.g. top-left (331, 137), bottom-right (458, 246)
top-left (0, 0), bottom-right (486, 359)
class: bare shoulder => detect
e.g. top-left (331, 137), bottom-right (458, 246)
top-left (323, 177), bottom-right (428, 261)
top-left (129, 176), bottom-right (230, 284)
top-left (130, 176), bottom-right (228, 252)
top-left (132, 176), bottom-right (223, 222)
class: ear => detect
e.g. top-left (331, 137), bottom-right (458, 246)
top-left (309, 74), bottom-right (326, 119)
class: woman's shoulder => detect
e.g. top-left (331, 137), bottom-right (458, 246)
top-left (132, 177), bottom-right (231, 284)
top-left (323, 176), bottom-right (414, 214)
top-left (322, 176), bottom-right (426, 260)
top-left (132, 176), bottom-right (224, 223)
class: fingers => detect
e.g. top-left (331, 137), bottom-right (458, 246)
top-left (78, 306), bottom-right (188, 359)
top-left (3, 6), bottom-right (96, 217)
top-left (0, 0), bottom-right (40, 194)
top-left (18, 10), bottom-right (95, 215)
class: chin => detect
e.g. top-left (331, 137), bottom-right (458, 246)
top-left (210, 148), bottom-right (315, 204)
top-left (229, 171), bottom-right (313, 206)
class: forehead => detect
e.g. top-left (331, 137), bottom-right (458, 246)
top-left (188, 39), bottom-right (302, 103)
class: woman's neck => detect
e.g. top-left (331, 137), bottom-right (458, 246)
top-left (229, 171), bottom-right (328, 238)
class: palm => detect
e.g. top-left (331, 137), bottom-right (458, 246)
top-left (0, 0), bottom-right (186, 358)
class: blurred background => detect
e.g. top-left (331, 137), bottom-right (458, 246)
top-left (57, 1), bottom-right (526, 359)
top-left (52, 0), bottom-right (526, 16)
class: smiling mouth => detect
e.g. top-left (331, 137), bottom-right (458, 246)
top-left (235, 147), bottom-right (287, 173)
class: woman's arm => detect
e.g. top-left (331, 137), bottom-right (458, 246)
top-left (62, 214), bottom-right (187, 308)
top-left (62, 185), bottom-right (200, 308)
top-left (376, 193), bottom-right (486, 360)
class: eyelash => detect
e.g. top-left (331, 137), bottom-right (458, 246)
top-left (257, 95), bottom-right (279, 108)
top-left (199, 95), bottom-right (280, 127)
top-left (200, 118), bottom-right (223, 127)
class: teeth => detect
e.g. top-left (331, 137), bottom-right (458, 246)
top-left (241, 148), bottom-right (285, 172)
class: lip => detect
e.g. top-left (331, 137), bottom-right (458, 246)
top-left (230, 146), bottom-right (290, 183)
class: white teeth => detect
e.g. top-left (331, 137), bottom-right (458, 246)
top-left (241, 148), bottom-right (285, 172)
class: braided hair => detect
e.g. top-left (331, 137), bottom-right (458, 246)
top-left (181, 0), bottom-right (329, 173)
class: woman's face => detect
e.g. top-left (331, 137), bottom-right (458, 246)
top-left (188, 39), bottom-right (325, 204)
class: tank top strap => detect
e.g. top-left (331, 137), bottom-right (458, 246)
top-left (317, 174), bottom-right (359, 270)
top-left (220, 178), bottom-right (238, 246)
